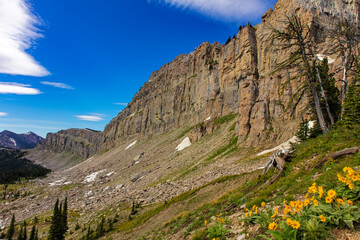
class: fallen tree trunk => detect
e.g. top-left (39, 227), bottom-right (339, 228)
top-left (310, 147), bottom-right (360, 169)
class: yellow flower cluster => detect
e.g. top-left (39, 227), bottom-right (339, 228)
top-left (338, 167), bottom-right (360, 190)
top-left (268, 222), bottom-right (278, 230)
top-left (286, 218), bottom-right (301, 229)
top-left (319, 215), bottom-right (326, 222)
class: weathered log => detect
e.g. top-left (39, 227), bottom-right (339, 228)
top-left (311, 147), bottom-right (360, 169)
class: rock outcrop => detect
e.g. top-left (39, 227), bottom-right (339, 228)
top-left (35, 129), bottom-right (102, 159)
top-left (35, 0), bottom-right (360, 158)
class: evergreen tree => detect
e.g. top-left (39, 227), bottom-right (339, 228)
top-left (85, 226), bottom-right (92, 240)
top-left (61, 197), bottom-right (68, 237)
top-left (316, 58), bottom-right (341, 123)
top-left (5, 214), bottom-right (15, 240)
top-left (296, 118), bottom-right (309, 141)
top-left (95, 218), bottom-right (104, 238)
top-left (48, 199), bottom-right (60, 240)
top-left (29, 226), bottom-right (36, 240)
top-left (16, 227), bottom-right (22, 240)
top-left (21, 221), bottom-right (26, 240)
top-left (342, 84), bottom-right (360, 125)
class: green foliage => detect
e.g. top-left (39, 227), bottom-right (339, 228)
top-left (316, 58), bottom-right (342, 123)
top-left (342, 84), bottom-right (360, 125)
top-left (48, 198), bottom-right (68, 240)
top-left (208, 59), bottom-right (219, 70)
top-left (206, 218), bottom-right (230, 239)
top-left (213, 113), bottom-right (237, 125)
top-left (5, 214), bottom-right (15, 240)
top-left (296, 118), bottom-right (310, 141)
top-left (0, 149), bottom-right (51, 184)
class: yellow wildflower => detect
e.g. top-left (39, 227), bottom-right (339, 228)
top-left (268, 222), bottom-right (277, 230)
top-left (336, 199), bottom-right (345, 205)
top-left (249, 211), bottom-right (252, 217)
top-left (217, 218), bottom-right (224, 223)
top-left (204, 220), bottom-right (208, 226)
top-left (284, 205), bottom-right (291, 215)
top-left (245, 213), bottom-right (249, 217)
top-left (319, 215), bottom-right (326, 222)
top-left (291, 220), bottom-right (301, 229)
top-left (348, 183), bottom-right (354, 190)
top-left (313, 199), bottom-right (319, 206)
top-left (286, 218), bottom-right (292, 226)
top-left (318, 186), bottom-right (324, 198)
top-left (252, 205), bottom-right (257, 211)
top-left (308, 182), bottom-right (317, 193)
top-left (271, 208), bottom-right (279, 218)
top-left (304, 198), bottom-right (310, 206)
top-left (261, 202), bottom-right (266, 208)
top-left (347, 200), bottom-right (353, 206)
top-left (290, 201), bottom-right (296, 207)
top-left (325, 196), bottom-right (333, 204)
top-left (327, 189), bottom-right (337, 199)
top-left (343, 167), bottom-right (355, 174)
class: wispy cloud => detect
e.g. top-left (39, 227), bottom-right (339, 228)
top-left (0, 0), bottom-right (50, 76)
top-left (0, 112), bottom-right (8, 117)
top-left (151, 0), bottom-right (272, 22)
top-left (0, 82), bottom-right (42, 95)
top-left (76, 115), bottom-right (104, 122)
top-left (114, 103), bottom-right (128, 106)
top-left (41, 81), bottom-right (74, 89)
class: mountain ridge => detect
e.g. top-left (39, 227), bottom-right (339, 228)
top-left (0, 130), bottom-right (43, 150)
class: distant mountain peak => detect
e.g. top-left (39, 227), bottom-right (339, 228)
top-left (0, 130), bottom-right (43, 149)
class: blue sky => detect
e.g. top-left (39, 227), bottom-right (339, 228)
top-left (0, 0), bottom-right (277, 137)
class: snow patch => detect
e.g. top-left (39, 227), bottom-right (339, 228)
top-left (316, 54), bottom-right (335, 64)
top-left (205, 116), bottom-right (211, 122)
top-left (84, 170), bottom-right (105, 183)
top-left (9, 138), bottom-right (16, 147)
top-left (175, 137), bottom-right (192, 151)
top-left (125, 141), bottom-right (137, 150)
top-left (256, 136), bottom-right (300, 156)
top-left (106, 171), bottom-right (114, 177)
top-left (308, 120), bottom-right (316, 130)
top-left (49, 178), bottom-right (66, 186)
top-left (129, 113), bottom-right (135, 117)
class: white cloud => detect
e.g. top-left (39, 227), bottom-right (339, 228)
top-left (0, 112), bottom-right (8, 117)
top-left (0, 82), bottom-right (42, 95)
top-left (0, 0), bottom-right (50, 76)
top-left (41, 81), bottom-right (74, 89)
top-left (151, 0), bottom-right (271, 22)
top-left (76, 115), bottom-right (104, 122)
top-left (114, 103), bottom-right (128, 106)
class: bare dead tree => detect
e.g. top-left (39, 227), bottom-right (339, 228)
top-left (271, 14), bottom-right (331, 133)
top-left (330, 19), bottom-right (360, 117)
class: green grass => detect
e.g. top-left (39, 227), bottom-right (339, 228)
top-left (213, 113), bottom-right (237, 126)
top-left (141, 124), bottom-right (360, 239)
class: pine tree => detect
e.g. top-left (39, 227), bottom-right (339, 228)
top-left (296, 118), bottom-right (309, 141)
top-left (48, 199), bottom-right (60, 240)
top-left (21, 221), bottom-right (26, 240)
top-left (29, 226), bottom-right (36, 240)
top-left (61, 197), bottom-right (68, 238)
top-left (316, 58), bottom-right (341, 123)
top-left (342, 84), bottom-right (360, 125)
top-left (5, 214), bottom-right (15, 240)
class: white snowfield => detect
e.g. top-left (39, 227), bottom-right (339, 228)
top-left (84, 170), bottom-right (105, 183)
top-left (49, 178), bottom-right (66, 186)
top-left (9, 138), bottom-right (16, 147)
top-left (316, 54), bottom-right (336, 64)
top-left (256, 136), bottom-right (300, 156)
top-left (125, 140), bottom-right (137, 150)
top-left (175, 137), bottom-right (192, 151)
top-left (205, 116), bottom-right (211, 121)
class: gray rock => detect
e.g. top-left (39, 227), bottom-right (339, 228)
top-left (130, 173), bottom-right (142, 182)
top-left (237, 234), bottom-right (246, 240)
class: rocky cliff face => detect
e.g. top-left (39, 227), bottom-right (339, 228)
top-left (35, 129), bottom-right (102, 159)
top-left (36, 0), bottom-right (360, 157)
